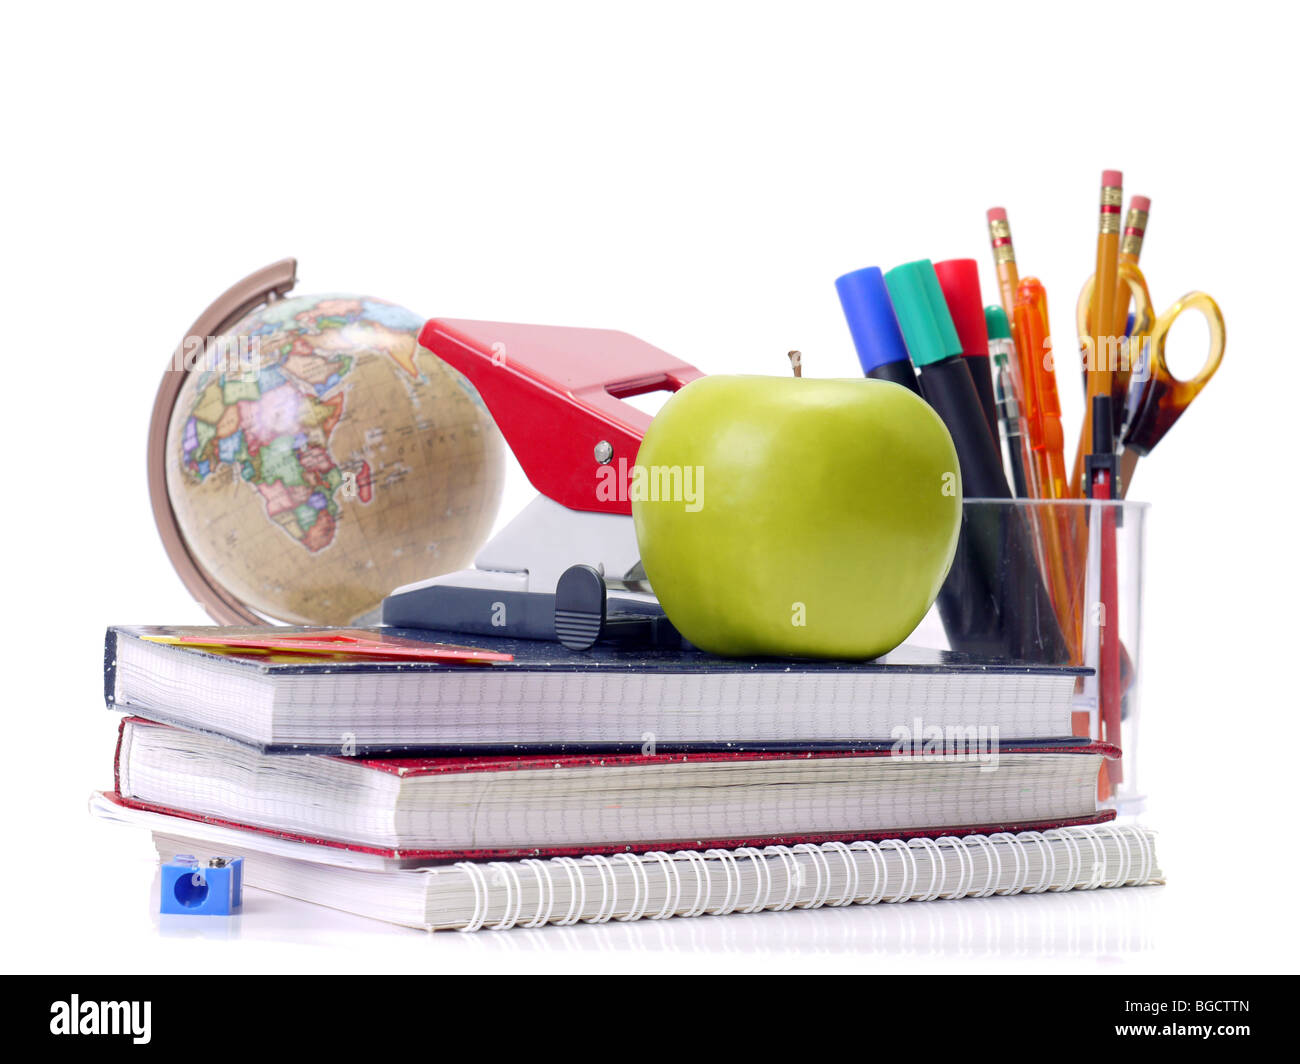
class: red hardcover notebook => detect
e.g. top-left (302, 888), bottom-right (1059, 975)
top-left (112, 717), bottom-right (1118, 861)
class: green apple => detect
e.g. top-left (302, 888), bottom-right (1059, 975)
top-left (631, 375), bottom-right (961, 659)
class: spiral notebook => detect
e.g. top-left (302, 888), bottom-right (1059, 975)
top-left (91, 793), bottom-right (1158, 932)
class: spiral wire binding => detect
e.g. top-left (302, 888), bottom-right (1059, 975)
top-left (793, 843), bottom-right (828, 909)
top-left (580, 855), bottom-right (617, 924)
top-left (519, 858), bottom-right (553, 928)
top-left (824, 841), bottom-right (857, 907)
top-left (553, 857), bottom-right (585, 926)
top-left (451, 826), bottom-right (1160, 932)
top-left (1021, 832), bottom-right (1053, 894)
top-left (704, 849), bottom-right (741, 915)
top-left (615, 852), bottom-right (650, 922)
top-left (488, 860), bottom-right (523, 930)
top-left (1044, 829), bottom-right (1079, 892)
top-left (909, 837), bottom-right (943, 902)
top-left (937, 836), bottom-right (972, 899)
top-left (643, 851), bottom-right (678, 920)
top-left (676, 849), bottom-right (711, 919)
top-left (736, 847), bottom-right (770, 914)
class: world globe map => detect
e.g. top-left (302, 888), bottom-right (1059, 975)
top-left (164, 293), bottom-right (504, 625)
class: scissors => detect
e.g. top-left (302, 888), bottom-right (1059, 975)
top-left (1077, 262), bottom-right (1224, 496)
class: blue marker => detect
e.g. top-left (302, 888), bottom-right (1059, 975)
top-left (835, 266), bottom-right (921, 394)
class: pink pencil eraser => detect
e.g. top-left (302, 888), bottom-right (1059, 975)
top-left (1130, 195), bottom-right (1151, 211)
top-left (1102, 169), bottom-right (1123, 186)
top-left (986, 207), bottom-right (1007, 223)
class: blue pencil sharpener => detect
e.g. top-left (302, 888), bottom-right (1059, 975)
top-left (160, 855), bottom-right (243, 916)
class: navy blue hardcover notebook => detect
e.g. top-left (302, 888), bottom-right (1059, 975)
top-left (105, 624), bottom-right (1089, 755)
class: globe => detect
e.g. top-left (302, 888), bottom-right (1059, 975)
top-left (163, 293), bottom-right (505, 625)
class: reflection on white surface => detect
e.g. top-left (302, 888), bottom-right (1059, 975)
top-left (150, 870), bottom-right (1159, 960)
top-left (158, 913), bottom-right (244, 941)
top-left (443, 885), bottom-right (1159, 958)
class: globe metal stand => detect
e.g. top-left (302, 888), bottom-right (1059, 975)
top-left (146, 258), bottom-right (298, 624)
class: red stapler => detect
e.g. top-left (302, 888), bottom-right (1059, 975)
top-left (381, 320), bottom-right (704, 648)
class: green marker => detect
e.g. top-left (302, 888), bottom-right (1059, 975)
top-left (884, 261), bottom-right (1009, 501)
top-left (885, 260), bottom-right (1068, 664)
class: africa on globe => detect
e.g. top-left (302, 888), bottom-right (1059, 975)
top-left (164, 294), bottom-right (504, 625)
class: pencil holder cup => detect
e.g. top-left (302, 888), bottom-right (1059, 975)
top-left (910, 498), bottom-right (1149, 813)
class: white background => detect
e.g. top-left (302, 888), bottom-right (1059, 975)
top-left (3, 0), bottom-right (1297, 973)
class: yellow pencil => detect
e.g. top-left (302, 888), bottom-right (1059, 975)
top-left (1110, 195), bottom-right (1150, 415)
top-left (1112, 194), bottom-right (1150, 338)
top-left (1070, 170), bottom-right (1123, 497)
top-left (986, 207), bottom-right (1021, 324)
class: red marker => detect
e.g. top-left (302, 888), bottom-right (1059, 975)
top-left (934, 258), bottom-right (998, 445)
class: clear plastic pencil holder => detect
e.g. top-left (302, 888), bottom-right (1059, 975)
top-left (910, 498), bottom-right (1148, 813)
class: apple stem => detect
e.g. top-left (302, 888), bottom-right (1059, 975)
top-left (787, 350), bottom-right (802, 378)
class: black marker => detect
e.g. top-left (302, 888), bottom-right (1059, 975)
top-left (885, 260), bottom-right (1069, 664)
top-left (836, 263), bottom-right (992, 652)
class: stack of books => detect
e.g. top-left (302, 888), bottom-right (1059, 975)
top-left (95, 625), bottom-right (1161, 931)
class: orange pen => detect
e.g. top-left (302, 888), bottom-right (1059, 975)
top-left (1015, 279), bottom-right (1070, 500)
top-left (1013, 278), bottom-right (1080, 656)
top-left (1070, 170), bottom-right (1123, 497)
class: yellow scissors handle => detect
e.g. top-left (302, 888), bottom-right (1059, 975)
top-left (1148, 291), bottom-right (1225, 393)
top-left (1075, 264), bottom-right (1157, 479)
top-left (1076, 264), bottom-right (1156, 353)
top-left (1123, 290), bottom-right (1225, 459)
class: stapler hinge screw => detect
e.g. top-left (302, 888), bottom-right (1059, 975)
top-left (594, 441), bottom-right (613, 464)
